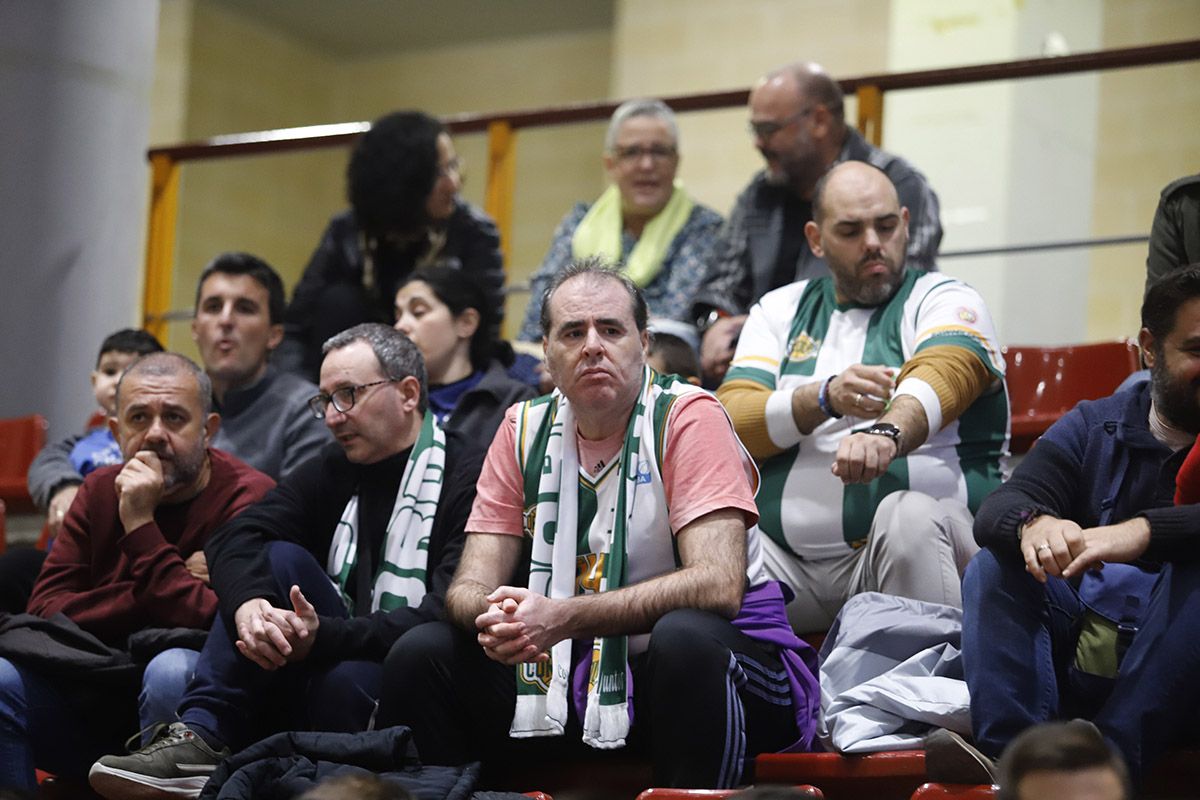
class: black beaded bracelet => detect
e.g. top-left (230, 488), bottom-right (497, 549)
top-left (817, 375), bottom-right (842, 419)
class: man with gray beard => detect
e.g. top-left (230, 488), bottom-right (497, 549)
top-left (0, 353), bottom-right (273, 790)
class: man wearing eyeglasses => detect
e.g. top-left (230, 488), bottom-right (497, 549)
top-left (517, 98), bottom-right (724, 345)
top-left (90, 323), bottom-right (485, 800)
top-left (692, 61), bottom-right (943, 383)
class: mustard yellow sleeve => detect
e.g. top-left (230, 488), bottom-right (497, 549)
top-left (716, 379), bottom-right (788, 461)
top-left (896, 344), bottom-right (993, 425)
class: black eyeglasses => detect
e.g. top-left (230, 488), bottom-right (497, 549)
top-left (611, 144), bottom-right (677, 164)
top-left (308, 379), bottom-right (398, 419)
top-left (747, 107), bottom-right (815, 140)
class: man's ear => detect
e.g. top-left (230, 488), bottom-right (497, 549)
top-left (266, 323), bottom-right (284, 352)
top-left (204, 413), bottom-right (221, 442)
top-left (398, 375), bottom-right (423, 413)
top-left (1138, 327), bottom-right (1158, 369)
top-left (108, 415), bottom-right (119, 439)
top-left (804, 220), bottom-right (823, 258)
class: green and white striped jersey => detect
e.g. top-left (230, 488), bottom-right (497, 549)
top-left (724, 269), bottom-right (1009, 560)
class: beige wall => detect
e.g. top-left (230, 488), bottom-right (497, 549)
top-left (150, 0), bottom-right (1199, 351)
top-left (162, 1), bottom-right (344, 354)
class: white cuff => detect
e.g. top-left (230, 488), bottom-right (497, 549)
top-left (765, 388), bottom-right (803, 449)
top-left (895, 377), bottom-right (942, 434)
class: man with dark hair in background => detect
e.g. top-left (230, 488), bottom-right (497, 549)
top-left (693, 61), bottom-right (941, 383)
top-left (193, 251), bottom-right (330, 480)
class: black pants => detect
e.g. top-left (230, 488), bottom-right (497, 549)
top-left (379, 608), bottom-right (798, 788)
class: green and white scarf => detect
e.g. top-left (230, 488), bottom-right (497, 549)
top-left (510, 367), bottom-right (704, 748)
top-left (571, 181), bottom-right (694, 288)
top-left (327, 412), bottom-right (445, 613)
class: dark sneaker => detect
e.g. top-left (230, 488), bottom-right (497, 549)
top-left (924, 727), bottom-right (998, 785)
top-left (89, 722), bottom-right (228, 800)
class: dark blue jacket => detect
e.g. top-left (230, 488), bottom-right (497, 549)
top-left (974, 379), bottom-right (1198, 563)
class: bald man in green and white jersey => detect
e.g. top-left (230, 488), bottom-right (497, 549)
top-left (718, 161), bottom-right (1009, 633)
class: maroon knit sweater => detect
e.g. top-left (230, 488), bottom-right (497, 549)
top-left (26, 448), bottom-right (274, 646)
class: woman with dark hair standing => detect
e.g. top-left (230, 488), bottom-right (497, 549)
top-left (394, 266), bottom-right (535, 442)
top-left (279, 110), bottom-right (506, 381)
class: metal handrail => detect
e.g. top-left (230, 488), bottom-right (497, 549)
top-left (141, 38), bottom-right (1200, 336)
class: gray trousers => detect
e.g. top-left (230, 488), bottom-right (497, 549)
top-left (760, 491), bottom-right (978, 633)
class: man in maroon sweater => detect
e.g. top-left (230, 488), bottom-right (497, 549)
top-left (0, 352), bottom-right (273, 790)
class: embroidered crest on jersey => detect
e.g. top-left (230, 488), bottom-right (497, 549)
top-left (788, 331), bottom-right (820, 362)
top-left (522, 504), bottom-right (537, 538)
top-left (957, 307), bottom-right (978, 324)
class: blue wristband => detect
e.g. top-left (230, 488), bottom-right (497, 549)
top-left (817, 375), bottom-right (842, 419)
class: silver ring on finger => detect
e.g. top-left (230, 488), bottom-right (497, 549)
top-left (855, 392), bottom-right (863, 406)
top-left (1036, 543), bottom-right (1051, 552)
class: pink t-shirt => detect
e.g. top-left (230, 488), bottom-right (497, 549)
top-left (467, 392), bottom-right (760, 537)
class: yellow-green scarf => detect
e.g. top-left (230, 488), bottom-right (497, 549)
top-left (570, 181), bottom-right (694, 288)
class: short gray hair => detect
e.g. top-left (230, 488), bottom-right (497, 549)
top-left (116, 352), bottom-right (213, 416)
top-left (539, 256), bottom-right (648, 338)
top-left (604, 98), bottom-right (679, 152)
top-left (323, 323), bottom-right (428, 413)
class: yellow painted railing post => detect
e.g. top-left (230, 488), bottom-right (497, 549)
top-left (856, 84), bottom-right (884, 147)
top-left (484, 120), bottom-right (516, 261)
top-left (143, 153), bottom-right (180, 344)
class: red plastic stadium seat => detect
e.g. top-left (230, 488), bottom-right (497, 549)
top-left (756, 750), bottom-right (926, 800)
top-left (910, 784), bottom-right (996, 799)
top-left (1003, 340), bottom-right (1140, 453)
top-left (0, 414), bottom-right (48, 515)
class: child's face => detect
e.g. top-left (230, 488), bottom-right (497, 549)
top-left (91, 350), bottom-right (139, 416)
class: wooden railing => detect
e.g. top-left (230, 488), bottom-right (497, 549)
top-left (142, 39), bottom-right (1200, 339)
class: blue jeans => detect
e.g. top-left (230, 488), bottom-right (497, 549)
top-left (178, 541), bottom-right (382, 750)
top-left (139, 647), bottom-right (200, 738)
top-left (0, 657), bottom-right (126, 788)
top-left (963, 547), bottom-right (1200, 783)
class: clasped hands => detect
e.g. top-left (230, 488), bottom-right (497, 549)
top-left (475, 586), bottom-right (561, 665)
top-left (1019, 515), bottom-right (1151, 583)
top-left (233, 586), bottom-right (320, 670)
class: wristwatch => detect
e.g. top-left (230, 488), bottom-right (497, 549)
top-left (863, 422), bottom-right (903, 452)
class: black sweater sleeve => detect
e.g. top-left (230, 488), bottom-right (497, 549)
top-left (973, 421), bottom-right (1200, 561)
top-left (307, 445), bottom-right (486, 662)
top-left (205, 443), bottom-right (351, 619)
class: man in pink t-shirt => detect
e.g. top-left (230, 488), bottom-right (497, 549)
top-left (379, 259), bottom-right (818, 789)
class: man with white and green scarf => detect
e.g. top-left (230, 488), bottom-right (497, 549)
top-left (90, 324), bottom-right (485, 799)
top-left (381, 261), bottom-right (819, 790)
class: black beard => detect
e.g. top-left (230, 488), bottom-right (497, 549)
top-left (1151, 364), bottom-right (1200, 435)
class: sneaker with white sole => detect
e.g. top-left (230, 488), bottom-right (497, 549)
top-left (89, 722), bottom-right (229, 800)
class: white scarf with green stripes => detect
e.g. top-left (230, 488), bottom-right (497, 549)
top-left (327, 411), bottom-right (445, 613)
top-left (510, 367), bottom-right (704, 748)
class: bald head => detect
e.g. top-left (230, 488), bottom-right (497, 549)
top-left (804, 161), bottom-right (909, 306)
top-left (762, 61), bottom-right (846, 124)
top-left (749, 61), bottom-right (848, 195)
